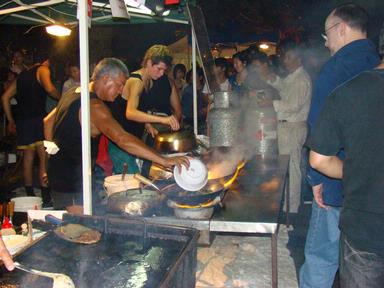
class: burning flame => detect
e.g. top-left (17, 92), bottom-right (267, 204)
top-left (223, 161), bottom-right (246, 188)
top-left (174, 161), bottom-right (246, 209)
top-left (174, 198), bottom-right (216, 209)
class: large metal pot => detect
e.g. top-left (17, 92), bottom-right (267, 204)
top-left (214, 91), bottom-right (238, 108)
top-left (154, 129), bottom-right (197, 154)
top-left (208, 107), bottom-right (240, 147)
top-left (244, 105), bottom-right (278, 155)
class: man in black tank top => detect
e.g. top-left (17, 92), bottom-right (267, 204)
top-left (2, 54), bottom-right (60, 206)
top-left (44, 58), bottom-right (189, 213)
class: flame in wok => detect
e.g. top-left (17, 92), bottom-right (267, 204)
top-left (174, 161), bottom-right (246, 209)
top-left (222, 161), bottom-right (245, 188)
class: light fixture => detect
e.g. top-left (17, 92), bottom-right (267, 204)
top-left (46, 24), bottom-right (71, 37)
top-left (259, 43), bottom-right (269, 50)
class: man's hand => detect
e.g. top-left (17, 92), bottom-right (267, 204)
top-left (312, 183), bottom-right (328, 209)
top-left (144, 123), bottom-right (159, 138)
top-left (163, 156), bottom-right (190, 171)
top-left (7, 121), bottom-right (16, 135)
top-left (0, 238), bottom-right (14, 271)
top-left (162, 115), bottom-right (180, 131)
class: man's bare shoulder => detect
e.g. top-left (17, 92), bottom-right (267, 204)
top-left (90, 97), bottom-right (108, 111)
top-left (37, 65), bottom-right (50, 73)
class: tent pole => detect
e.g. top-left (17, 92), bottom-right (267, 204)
top-left (78, 0), bottom-right (92, 215)
top-left (192, 26), bottom-right (197, 136)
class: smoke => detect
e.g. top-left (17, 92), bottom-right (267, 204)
top-left (205, 43), bottom-right (330, 175)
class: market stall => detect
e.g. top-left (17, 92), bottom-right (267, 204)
top-left (0, 0), bottom-right (195, 215)
top-left (0, 4), bottom-right (289, 287)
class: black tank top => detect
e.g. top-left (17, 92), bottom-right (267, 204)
top-left (143, 74), bottom-right (172, 115)
top-left (48, 92), bottom-right (99, 193)
top-left (16, 65), bottom-right (47, 118)
top-left (108, 73), bottom-right (172, 138)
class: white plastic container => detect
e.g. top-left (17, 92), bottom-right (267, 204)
top-left (11, 196), bottom-right (42, 212)
top-left (174, 158), bottom-right (208, 191)
top-left (104, 174), bottom-right (140, 197)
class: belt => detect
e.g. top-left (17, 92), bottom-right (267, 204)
top-left (278, 120), bottom-right (288, 123)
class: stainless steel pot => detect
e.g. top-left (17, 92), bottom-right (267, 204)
top-left (208, 107), bottom-right (240, 147)
top-left (214, 91), bottom-right (239, 108)
top-left (154, 129), bottom-right (197, 154)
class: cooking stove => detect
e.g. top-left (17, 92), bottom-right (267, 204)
top-left (105, 177), bottom-right (232, 245)
top-left (106, 149), bottom-right (245, 244)
top-left (0, 214), bottom-right (199, 288)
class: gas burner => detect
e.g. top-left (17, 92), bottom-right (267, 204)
top-left (167, 197), bottom-right (221, 220)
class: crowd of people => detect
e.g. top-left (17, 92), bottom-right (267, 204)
top-left (0, 2), bottom-right (382, 286)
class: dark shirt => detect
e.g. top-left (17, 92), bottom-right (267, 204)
top-left (306, 39), bottom-right (380, 206)
top-left (106, 95), bottom-right (129, 132)
top-left (16, 65), bottom-right (47, 119)
top-left (308, 70), bottom-right (384, 255)
top-left (229, 74), bottom-right (247, 96)
top-left (112, 73), bottom-right (172, 138)
top-left (144, 74), bottom-right (172, 115)
top-left (181, 84), bottom-right (205, 125)
top-left (48, 92), bottom-right (99, 194)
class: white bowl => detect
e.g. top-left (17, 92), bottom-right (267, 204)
top-left (173, 158), bottom-right (208, 191)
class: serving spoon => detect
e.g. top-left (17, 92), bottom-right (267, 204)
top-left (14, 262), bottom-right (75, 288)
top-left (134, 173), bottom-right (161, 192)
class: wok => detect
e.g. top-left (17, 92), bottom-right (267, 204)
top-left (154, 129), bottom-right (197, 154)
top-left (153, 176), bottom-right (230, 206)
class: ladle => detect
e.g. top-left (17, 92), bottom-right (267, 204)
top-left (134, 173), bottom-right (161, 192)
top-left (14, 262), bottom-right (75, 288)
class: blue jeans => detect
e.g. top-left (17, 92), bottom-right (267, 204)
top-left (299, 202), bottom-right (341, 288)
top-left (340, 233), bottom-right (384, 288)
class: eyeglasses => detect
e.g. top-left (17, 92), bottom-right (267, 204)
top-left (321, 22), bottom-right (340, 41)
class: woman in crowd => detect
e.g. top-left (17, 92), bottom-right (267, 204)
top-left (172, 63), bottom-right (187, 98)
top-left (203, 57), bottom-right (231, 95)
top-left (62, 60), bottom-right (80, 94)
top-left (181, 68), bottom-right (207, 134)
top-left (229, 51), bottom-right (248, 96)
top-left (10, 50), bottom-right (28, 75)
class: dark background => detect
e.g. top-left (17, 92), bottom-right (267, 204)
top-left (0, 0), bottom-right (383, 82)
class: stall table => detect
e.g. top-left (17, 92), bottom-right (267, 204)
top-left (144, 155), bottom-right (290, 288)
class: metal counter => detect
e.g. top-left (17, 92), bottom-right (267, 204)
top-left (144, 155), bottom-right (290, 288)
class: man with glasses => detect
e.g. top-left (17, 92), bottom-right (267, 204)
top-left (299, 4), bottom-right (380, 288)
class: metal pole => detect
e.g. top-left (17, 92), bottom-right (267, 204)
top-left (78, 0), bottom-right (92, 215)
top-left (271, 233), bottom-right (278, 288)
top-left (192, 26), bottom-right (197, 135)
